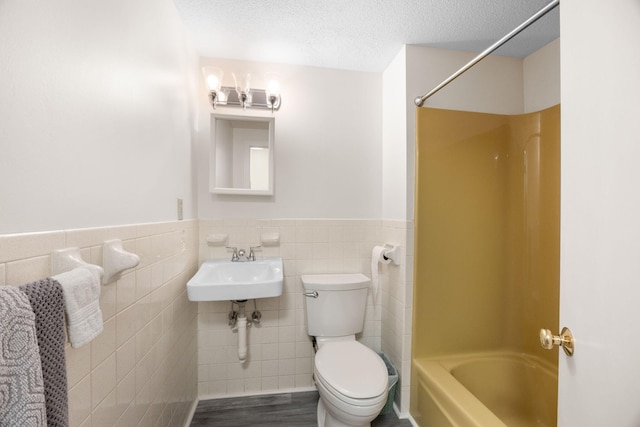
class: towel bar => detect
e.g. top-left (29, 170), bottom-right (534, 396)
top-left (102, 239), bottom-right (140, 284)
top-left (51, 248), bottom-right (104, 277)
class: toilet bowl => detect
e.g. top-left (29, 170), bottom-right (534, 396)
top-left (301, 274), bottom-right (389, 427)
top-left (314, 341), bottom-right (388, 427)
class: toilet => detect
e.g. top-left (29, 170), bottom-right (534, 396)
top-left (302, 273), bottom-right (388, 427)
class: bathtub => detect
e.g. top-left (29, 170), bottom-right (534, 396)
top-left (412, 351), bottom-right (557, 427)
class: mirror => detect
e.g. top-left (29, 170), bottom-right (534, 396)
top-left (210, 114), bottom-right (274, 195)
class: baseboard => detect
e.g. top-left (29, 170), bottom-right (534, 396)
top-left (183, 398), bottom-right (199, 427)
top-left (406, 413), bottom-right (419, 426)
top-left (393, 402), bottom-right (419, 427)
top-left (197, 386), bottom-right (318, 402)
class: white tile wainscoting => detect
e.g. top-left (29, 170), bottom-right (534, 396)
top-left (0, 220), bottom-right (199, 427)
top-left (0, 217), bottom-right (413, 426)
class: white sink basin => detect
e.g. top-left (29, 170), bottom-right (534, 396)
top-left (187, 257), bottom-right (283, 301)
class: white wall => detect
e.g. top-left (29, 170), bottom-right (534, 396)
top-left (196, 44), bottom-right (559, 225)
top-left (381, 45), bottom-right (525, 223)
top-left (197, 58), bottom-right (382, 219)
top-left (199, 47), bottom-right (529, 225)
top-left (384, 43), bottom-right (560, 223)
top-left (0, 0), bottom-right (198, 234)
top-left (382, 48), bottom-right (408, 220)
top-left (0, 2), bottom-right (201, 425)
top-left (524, 38), bottom-right (561, 113)
top-left (406, 45), bottom-right (525, 116)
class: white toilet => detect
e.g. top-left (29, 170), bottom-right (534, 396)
top-left (302, 273), bottom-right (389, 427)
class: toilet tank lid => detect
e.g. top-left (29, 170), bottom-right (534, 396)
top-left (301, 273), bottom-right (370, 291)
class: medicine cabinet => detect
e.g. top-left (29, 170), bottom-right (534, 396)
top-left (210, 114), bottom-right (274, 195)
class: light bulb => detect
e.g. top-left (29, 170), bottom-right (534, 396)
top-left (206, 75), bottom-right (220, 91)
top-left (234, 73), bottom-right (251, 93)
top-left (202, 66), bottom-right (223, 91)
top-left (232, 72), bottom-right (252, 109)
top-left (267, 79), bottom-right (281, 96)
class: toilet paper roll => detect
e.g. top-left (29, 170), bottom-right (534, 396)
top-left (371, 245), bottom-right (391, 305)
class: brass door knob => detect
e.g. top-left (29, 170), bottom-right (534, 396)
top-left (539, 327), bottom-right (574, 356)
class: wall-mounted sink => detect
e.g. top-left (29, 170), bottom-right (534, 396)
top-left (187, 257), bottom-right (283, 301)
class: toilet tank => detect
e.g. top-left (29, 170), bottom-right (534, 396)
top-left (301, 273), bottom-right (370, 338)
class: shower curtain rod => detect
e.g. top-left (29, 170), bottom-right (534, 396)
top-left (414, 0), bottom-right (560, 107)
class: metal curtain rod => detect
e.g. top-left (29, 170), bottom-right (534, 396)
top-left (414, 0), bottom-right (560, 107)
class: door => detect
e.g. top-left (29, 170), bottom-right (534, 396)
top-left (558, 1), bottom-right (640, 425)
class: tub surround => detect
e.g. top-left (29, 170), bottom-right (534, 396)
top-left (412, 106), bottom-right (560, 424)
top-left (0, 220), bottom-right (199, 426)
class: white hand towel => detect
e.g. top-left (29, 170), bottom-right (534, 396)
top-left (53, 266), bottom-right (103, 348)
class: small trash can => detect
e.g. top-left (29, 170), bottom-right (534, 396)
top-left (377, 353), bottom-right (398, 414)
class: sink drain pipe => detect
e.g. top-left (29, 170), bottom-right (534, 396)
top-left (237, 314), bottom-right (248, 362)
top-left (231, 300), bottom-right (250, 362)
top-left (230, 300), bottom-right (262, 363)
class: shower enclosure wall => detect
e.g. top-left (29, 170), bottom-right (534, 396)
top-left (411, 105), bottom-right (560, 426)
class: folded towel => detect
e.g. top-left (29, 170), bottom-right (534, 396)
top-left (20, 278), bottom-right (69, 427)
top-left (53, 266), bottom-right (103, 349)
top-left (0, 286), bottom-right (47, 426)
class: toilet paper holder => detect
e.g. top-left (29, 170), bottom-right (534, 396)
top-left (381, 243), bottom-right (400, 265)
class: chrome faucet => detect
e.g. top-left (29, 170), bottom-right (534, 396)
top-left (226, 245), bottom-right (261, 262)
top-left (249, 245), bottom-right (261, 261)
top-left (226, 246), bottom-right (239, 262)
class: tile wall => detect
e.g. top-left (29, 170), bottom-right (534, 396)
top-left (0, 220), bottom-right (199, 427)
top-left (196, 219), bottom-right (413, 414)
top-left (0, 217), bottom-right (413, 425)
top-left (380, 220), bottom-right (414, 414)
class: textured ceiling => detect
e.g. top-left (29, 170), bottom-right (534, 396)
top-left (173, 0), bottom-right (560, 72)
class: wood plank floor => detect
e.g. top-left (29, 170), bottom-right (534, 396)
top-left (190, 391), bottom-right (412, 427)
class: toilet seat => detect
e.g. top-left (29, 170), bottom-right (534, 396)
top-left (314, 341), bottom-right (388, 406)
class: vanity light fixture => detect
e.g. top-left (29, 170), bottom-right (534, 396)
top-left (202, 67), bottom-right (282, 112)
